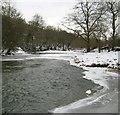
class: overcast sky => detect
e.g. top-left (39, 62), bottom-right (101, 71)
top-left (11, 0), bottom-right (76, 27)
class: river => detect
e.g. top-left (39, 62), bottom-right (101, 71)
top-left (2, 56), bottom-right (98, 113)
top-left (1, 52), bottom-right (119, 114)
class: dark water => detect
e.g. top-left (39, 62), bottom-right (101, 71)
top-left (2, 59), bottom-right (97, 113)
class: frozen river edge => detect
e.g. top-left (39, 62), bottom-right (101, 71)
top-left (51, 66), bottom-right (118, 113)
top-left (50, 51), bottom-right (119, 113)
top-left (2, 50), bottom-right (119, 113)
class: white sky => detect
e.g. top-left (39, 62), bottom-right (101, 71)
top-left (11, 0), bottom-right (76, 27)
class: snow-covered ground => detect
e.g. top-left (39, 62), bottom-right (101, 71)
top-left (0, 47), bottom-right (28, 56)
top-left (71, 50), bottom-right (119, 68)
top-left (51, 50), bottom-right (119, 113)
top-left (1, 50), bottom-right (119, 113)
top-left (36, 50), bottom-right (73, 54)
top-left (14, 47), bottom-right (27, 55)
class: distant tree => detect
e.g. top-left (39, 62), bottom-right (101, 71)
top-left (29, 14), bottom-right (46, 29)
top-left (1, 1), bottom-right (82, 52)
top-left (2, 0), bottom-right (22, 18)
top-left (28, 14), bottom-right (46, 51)
top-left (2, 15), bottom-right (26, 49)
top-left (62, 1), bottom-right (106, 52)
top-left (2, 0), bottom-right (26, 49)
top-left (93, 19), bottom-right (108, 53)
top-left (106, 2), bottom-right (119, 50)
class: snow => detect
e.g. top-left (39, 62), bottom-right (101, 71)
top-left (74, 56), bottom-right (80, 64)
top-left (2, 50), bottom-right (119, 69)
top-left (70, 51), bottom-right (119, 68)
top-left (86, 90), bottom-right (92, 95)
top-left (48, 50), bottom-right (119, 113)
top-left (1, 47), bottom-right (28, 56)
top-left (69, 51), bottom-right (119, 88)
top-left (15, 47), bottom-right (27, 55)
top-left (36, 50), bottom-right (74, 54)
top-left (52, 65), bottom-right (118, 113)
top-left (1, 49), bottom-right (119, 113)
top-left (51, 93), bottom-right (108, 113)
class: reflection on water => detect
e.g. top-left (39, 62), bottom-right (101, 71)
top-left (2, 61), bottom-right (24, 72)
top-left (2, 59), bottom-right (97, 113)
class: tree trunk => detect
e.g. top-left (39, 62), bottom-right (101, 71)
top-left (87, 31), bottom-right (90, 52)
top-left (87, 44), bottom-right (90, 52)
top-left (112, 13), bottom-right (116, 51)
top-left (98, 39), bottom-right (101, 53)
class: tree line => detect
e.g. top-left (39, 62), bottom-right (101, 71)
top-left (2, 1), bottom-right (76, 52)
top-left (1, 1), bottom-right (120, 53)
top-left (62, 1), bottom-right (120, 52)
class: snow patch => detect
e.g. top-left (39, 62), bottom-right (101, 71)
top-left (1, 47), bottom-right (28, 56)
top-left (15, 47), bottom-right (27, 55)
top-left (86, 90), bottom-right (92, 95)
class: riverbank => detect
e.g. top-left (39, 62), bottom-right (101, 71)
top-left (2, 59), bottom-right (98, 113)
top-left (2, 50), bottom-right (119, 113)
top-left (51, 51), bottom-right (119, 113)
top-left (52, 67), bottom-right (119, 113)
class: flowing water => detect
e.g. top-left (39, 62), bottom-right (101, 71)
top-left (2, 57), bottom-right (97, 113)
top-left (2, 52), bottom-right (119, 114)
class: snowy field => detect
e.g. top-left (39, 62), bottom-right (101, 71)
top-left (1, 49), bottom-right (120, 113)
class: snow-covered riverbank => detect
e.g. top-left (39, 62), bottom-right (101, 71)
top-left (52, 66), bottom-right (118, 113)
top-left (1, 50), bottom-right (119, 113)
top-left (51, 50), bottom-right (119, 113)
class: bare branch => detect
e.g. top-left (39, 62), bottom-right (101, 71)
top-left (73, 16), bottom-right (86, 32)
top-left (90, 10), bottom-right (106, 31)
top-left (61, 24), bottom-right (88, 42)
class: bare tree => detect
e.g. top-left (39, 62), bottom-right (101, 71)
top-left (2, 0), bottom-right (21, 18)
top-left (29, 14), bottom-right (46, 29)
top-left (106, 2), bottom-right (119, 50)
top-left (93, 20), bottom-right (108, 53)
top-left (28, 14), bottom-right (46, 51)
top-left (62, 1), bottom-right (106, 52)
